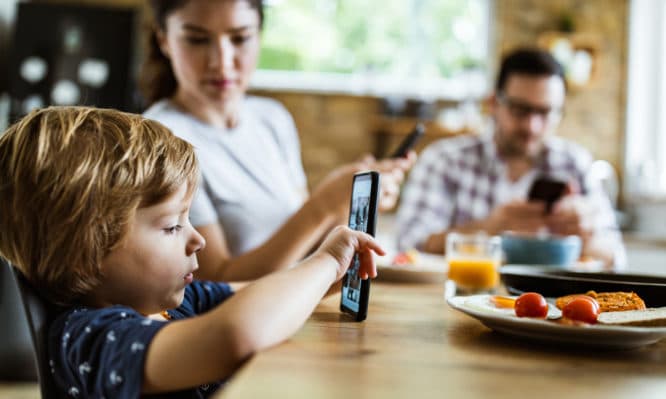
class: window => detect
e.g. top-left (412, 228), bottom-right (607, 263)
top-left (624, 0), bottom-right (666, 198)
top-left (252, 0), bottom-right (492, 100)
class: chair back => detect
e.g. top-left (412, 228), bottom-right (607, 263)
top-left (10, 264), bottom-right (63, 399)
top-left (0, 259), bottom-right (37, 380)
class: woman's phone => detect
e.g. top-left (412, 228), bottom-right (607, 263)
top-left (340, 171), bottom-right (380, 322)
top-left (389, 123), bottom-right (425, 158)
top-left (528, 176), bottom-right (568, 213)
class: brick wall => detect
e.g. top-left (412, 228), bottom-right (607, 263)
top-left (250, 91), bottom-right (381, 187)
top-left (495, 0), bottom-right (628, 181)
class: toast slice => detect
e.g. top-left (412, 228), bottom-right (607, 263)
top-left (598, 307), bottom-right (666, 327)
top-left (555, 291), bottom-right (646, 312)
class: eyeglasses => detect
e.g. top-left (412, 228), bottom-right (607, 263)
top-left (496, 94), bottom-right (563, 121)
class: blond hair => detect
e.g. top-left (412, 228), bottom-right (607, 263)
top-left (0, 106), bottom-right (199, 305)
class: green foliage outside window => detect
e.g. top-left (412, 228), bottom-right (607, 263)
top-left (259, 0), bottom-right (488, 79)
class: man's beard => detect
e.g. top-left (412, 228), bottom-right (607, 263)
top-left (496, 129), bottom-right (544, 160)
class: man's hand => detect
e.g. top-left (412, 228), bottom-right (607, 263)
top-left (547, 195), bottom-right (596, 239)
top-left (547, 195), bottom-right (621, 267)
top-left (485, 200), bottom-right (547, 235)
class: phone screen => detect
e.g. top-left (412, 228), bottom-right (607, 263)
top-left (340, 171), bottom-right (379, 321)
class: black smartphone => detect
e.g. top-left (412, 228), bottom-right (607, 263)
top-left (528, 176), bottom-right (568, 213)
top-left (389, 123), bottom-right (425, 158)
top-left (340, 171), bottom-right (380, 322)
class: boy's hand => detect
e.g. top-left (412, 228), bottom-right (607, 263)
top-left (315, 226), bottom-right (385, 281)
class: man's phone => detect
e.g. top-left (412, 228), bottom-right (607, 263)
top-left (528, 176), bottom-right (568, 213)
top-left (340, 171), bottom-right (380, 322)
top-left (390, 123), bottom-right (425, 158)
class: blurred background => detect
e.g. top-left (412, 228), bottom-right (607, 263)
top-left (0, 0), bottom-right (664, 238)
top-left (1, 0), bottom-right (666, 391)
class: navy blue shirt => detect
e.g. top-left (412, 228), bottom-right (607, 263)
top-left (49, 281), bottom-right (234, 398)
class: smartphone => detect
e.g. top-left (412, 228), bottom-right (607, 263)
top-left (340, 171), bottom-right (380, 321)
top-left (389, 123), bottom-right (425, 158)
top-left (528, 176), bottom-right (568, 213)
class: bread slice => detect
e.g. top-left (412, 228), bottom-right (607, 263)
top-left (598, 307), bottom-right (666, 327)
top-left (556, 291), bottom-right (646, 312)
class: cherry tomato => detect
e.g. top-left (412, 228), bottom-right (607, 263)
top-left (563, 295), bottom-right (600, 314)
top-left (393, 253), bottom-right (410, 265)
top-left (562, 296), bottom-right (600, 324)
top-left (514, 292), bottom-right (548, 318)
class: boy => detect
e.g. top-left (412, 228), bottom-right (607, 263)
top-left (0, 106), bottom-right (383, 398)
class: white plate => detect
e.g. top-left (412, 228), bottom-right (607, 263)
top-left (376, 252), bottom-right (447, 283)
top-left (447, 295), bottom-right (666, 349)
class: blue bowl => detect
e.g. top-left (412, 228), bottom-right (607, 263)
top-left (501, 233), bottom-right (582, 267)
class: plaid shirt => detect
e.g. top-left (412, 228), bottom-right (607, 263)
top-left (396, 134), bottom-right (625, 266)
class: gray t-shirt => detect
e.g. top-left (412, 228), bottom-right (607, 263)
top-left (144, 97), bottom-right (307, 256)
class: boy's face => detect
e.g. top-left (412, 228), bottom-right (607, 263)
top-left (94, 182), bottom-right (205, 315)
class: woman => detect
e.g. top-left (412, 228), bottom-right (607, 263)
top-left (141, 0), bottom-right (413, 281)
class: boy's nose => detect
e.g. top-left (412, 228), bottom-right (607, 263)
top-left (188, 229), bottom-right (206, 255)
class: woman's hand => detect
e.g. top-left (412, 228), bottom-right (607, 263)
top-left (313, 226), bottom-right (384, 281)
top-left (309, 163), bottom-right (364, 218)
top-left (309, 151), bottom-right (417, 218)
top-left (372, 151), bottom-right (417, 211)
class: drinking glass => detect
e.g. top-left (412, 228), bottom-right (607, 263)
top-left (445, 233), bottom-right (502, 297)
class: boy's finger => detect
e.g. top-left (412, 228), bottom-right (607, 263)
top-left (358, 248), bottom-right (377, 279)
top-left (356, 232), bottom-right (386, 256)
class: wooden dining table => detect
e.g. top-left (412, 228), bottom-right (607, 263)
top-left (216, 281), bottom-right (666, 399)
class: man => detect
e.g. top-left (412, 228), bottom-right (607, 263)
top-left (397, 48), bottom-right (624, 268)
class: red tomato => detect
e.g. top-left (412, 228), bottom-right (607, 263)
top-left (562, 297), bottom-right (600, 324)
top-left (393, 253), bottom-right (410, 265)
top-left (514, 292), bottom-right (548, 318)
top-left (565, 295), bottom-right (601, 314)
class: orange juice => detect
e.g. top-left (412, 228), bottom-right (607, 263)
top-left (447, 258), bottom-right (499, 290)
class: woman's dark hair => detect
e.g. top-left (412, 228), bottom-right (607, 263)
top-left (139, 0), bottom-right (264, 106)
top-left (495, 48), bottom-right (566, 93)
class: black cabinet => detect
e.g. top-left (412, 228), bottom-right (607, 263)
top-left (7, 2), bottom-right (140, 122)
